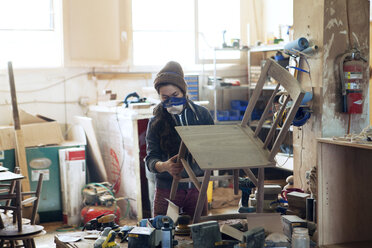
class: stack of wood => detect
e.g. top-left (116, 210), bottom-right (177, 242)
top-left (250, 66), bottom-right (261, 83)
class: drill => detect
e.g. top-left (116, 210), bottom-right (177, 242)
top-left (238, 177), bottom-right (256, 213)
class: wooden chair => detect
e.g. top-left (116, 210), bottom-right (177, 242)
top-left (170, 58), bottom-right (305, 223)
top-left (0, 172), bottom-right (44, 248)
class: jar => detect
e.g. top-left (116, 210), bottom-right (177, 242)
top-left (292, 227), bottom-right (310, 248)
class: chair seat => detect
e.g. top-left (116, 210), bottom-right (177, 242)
top-left (0, 224), bottom-right (44, 237)
top-left (175, 125), bottom-right (276, 170)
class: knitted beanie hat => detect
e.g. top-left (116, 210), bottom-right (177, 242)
top-left (154, 61), bottom-right (187, 94)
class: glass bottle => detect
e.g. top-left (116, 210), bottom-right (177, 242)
top-left (292, 227), bottom-right (310, 248)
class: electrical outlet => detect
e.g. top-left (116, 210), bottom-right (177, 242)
top-left (305, 170), bottom-right (311, 180)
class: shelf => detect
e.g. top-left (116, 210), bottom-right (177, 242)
top-left (214, 47), bottom-right (249, 51)
top-left (203, 85), bottom-right (249, 90)
top-left (203, 84), bottom-right (277, 91)
top-left (321, 241), bottom-right (372, 248)
top-left (249, 44), bottom-right (285, 53)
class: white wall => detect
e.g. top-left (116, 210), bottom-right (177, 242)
top-left (0, 68), bottom-right (151, 133)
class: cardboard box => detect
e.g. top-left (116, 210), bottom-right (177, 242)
top-left (0, 109), bottom-right (64, 150)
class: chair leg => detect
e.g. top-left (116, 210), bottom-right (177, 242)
top-left (170, 142), bottom-right (187, 201)
top-left (31, 239), bottom-right (36, 248)
top-left (233, 169), bottom-right (239, 195)
top-left (15, 180), bottom-right (22, 232)
top-left (256, 168), bottom-right (265, 213)
top-left (30, 174), bottom-right (43, 225)
top-left (192, 169), bottom-right (211, 223)
top-left (4, 180), bottom-right (16, 215)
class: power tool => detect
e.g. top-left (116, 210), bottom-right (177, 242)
top-left (94, 227), bottom-right (120, 248)
top-left (83, 214), bottom-right (120, 231)
top-left (117, 225), bottom-right (135, 243)
top-left (238, 177), bottom-right (256, 213)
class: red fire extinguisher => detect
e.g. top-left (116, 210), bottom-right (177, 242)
top-left (339, 50), bottom-right (367, 113)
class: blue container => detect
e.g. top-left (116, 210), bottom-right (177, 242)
top-left (210, 110), bottom-right (229, 121)
top-left (229, 109), bottom-right (240, 121)
top-left (231, 100), bottom-right (248, 111)
top-left (217, 110), bottom-right (229, 121)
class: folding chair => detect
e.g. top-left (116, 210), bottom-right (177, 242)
top-left (170, 58), bottom-right (305, 223)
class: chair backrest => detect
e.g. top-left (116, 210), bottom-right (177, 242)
top-left (241, 58), bottom-right (305, 161)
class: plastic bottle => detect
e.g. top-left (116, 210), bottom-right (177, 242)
top-left (292, 227), bottom-right (310, 248)
top-left (161, 221), bottom-right (172, 248)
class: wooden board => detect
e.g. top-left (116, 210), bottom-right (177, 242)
top-left (74, 116), bottom-right (108, 182)
top-left (175, 125), bottom-right (274, 170)
top-left (318, 141), bottom-right (372, 245)
top-left (318, 138), bottom-right (372, 150)
top-left (8, 62), bottom-right (30, 192)
top-left (322, 241), bottom-right (372, 248)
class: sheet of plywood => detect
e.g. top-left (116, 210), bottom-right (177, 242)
top-left (74, 116), bottom-right (107, 182)
top-left (175, 125), bottom-right (274, 170)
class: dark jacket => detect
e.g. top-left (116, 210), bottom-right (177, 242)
top-left (145, 101), bottom-right (214, 189)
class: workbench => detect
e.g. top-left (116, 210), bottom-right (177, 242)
top-left (317, 138), bottom-right (372, 247)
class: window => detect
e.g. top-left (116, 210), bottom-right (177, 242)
top-left (197, 0), bottom-right (240, 62)
top-left (132, 0), bottom-right (240, 66)
top-left (132, 0), bottom-right (195, 66)
top-left (0, 0), bottom-right (62, 68)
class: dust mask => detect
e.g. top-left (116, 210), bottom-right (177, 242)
top-left (166, 105), bottom-right (184, 115)
top-left (162, 97), bottom-right (186, 115)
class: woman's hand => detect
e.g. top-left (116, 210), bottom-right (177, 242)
top-left (155, 154), bottom-right (183, 177)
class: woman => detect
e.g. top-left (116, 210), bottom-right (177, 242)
top-left (145, 61), bottom-right (214, 217)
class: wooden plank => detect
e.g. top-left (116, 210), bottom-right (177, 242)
top-left (74, 116), bottom-right (108, 182)
top-left (317, 138), bottom-right (372, 150)
top-left (87, 72), bottom-right (152, 80)
top-left (267, 59), bottom-right (302, 98)
top-left (175, 125), bottom-right (273, 170)
top-left (263, 96), bottom-right (290, 149)
top-left (241, 59), bottom-right (272, 127)
top-left (170, 142), bottom-right (187, 201)
top-left (193, 169), bottom-right (211, 223)
top-left (8, 62), bottom-right (30, 193)
top-left (254, 83), bottom-right (280, 137)
top-left (256, 168), bottom-right (264, 213)
top-left (220, 224), bottom-right (244, 242)
top-left (179, 175), bottom-right (233, 183)
top-left (180, 158), bottom-right (201, 191)
top-left (269, 91), bottom-right (304, 161)
top-left (242, 169), bottom-right (258, 186)
top-left (201, 213), bottom-right (283, 233)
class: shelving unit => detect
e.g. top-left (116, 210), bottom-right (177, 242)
top-left (211, 47), bottom-right (248, 122)
top-left (209, 44), bottom-right (285, 124)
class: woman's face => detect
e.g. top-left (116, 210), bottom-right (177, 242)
top-left (158, 84), bottom-right (184, 102)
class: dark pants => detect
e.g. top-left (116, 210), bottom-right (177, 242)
top-left (153, 187), bottom-right (207, 218)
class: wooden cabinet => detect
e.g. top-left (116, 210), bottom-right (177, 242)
top-left (317, 138), bottom-right (372, 247)
top-left (63, 0), bottom-right (131, 66)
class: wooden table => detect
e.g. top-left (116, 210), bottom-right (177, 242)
top-left (317, 138), bottom-right (372, 247)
